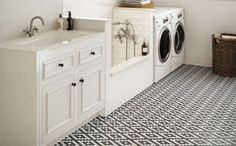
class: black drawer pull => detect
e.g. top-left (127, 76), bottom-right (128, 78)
top-left (58, 63), bottom-right (64, 67)
top-left (79, 78), bottom-right (84, 83)
top-left (90, 51), bottom-right (96, 55)
top-left (71, 83), bottom-right (77, 86)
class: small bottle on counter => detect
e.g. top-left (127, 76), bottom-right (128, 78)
top-left (142, 40), bottom-right (148, 56)
top-left (67, 11), bottom-right (73, 30)
top-left (57, 14), bottom-right (63, 31)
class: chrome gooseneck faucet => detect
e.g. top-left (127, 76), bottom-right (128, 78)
top-left (23, 16), bottom-right (45, 37)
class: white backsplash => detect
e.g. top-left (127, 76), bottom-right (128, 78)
top-left (112, 9), bottom-right (152, 66)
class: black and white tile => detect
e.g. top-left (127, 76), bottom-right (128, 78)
top-left (55, 65), bottom-right (236, 146)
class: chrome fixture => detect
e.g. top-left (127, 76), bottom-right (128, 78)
top-left (113, 19), bottom-right (137, 60)
top-left (23, 16), bottom-right (45, 37)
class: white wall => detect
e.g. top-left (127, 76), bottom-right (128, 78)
top-left (63, 0), bottom-right (121, 19)
top-left (0, 0), bottom-right (63, 42)
top-left (155, 0), bottom-right (236, 66)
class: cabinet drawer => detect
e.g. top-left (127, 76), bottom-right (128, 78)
top-left (42, 53), bottom-right (76, 80)
top-left (79, 44), bottom-right (102, 64)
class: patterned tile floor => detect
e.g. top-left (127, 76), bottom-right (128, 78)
top-left (55, 65), bottom-right (236, 146)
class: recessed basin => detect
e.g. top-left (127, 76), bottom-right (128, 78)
top-left (18, 31), bottom-right (86, 47)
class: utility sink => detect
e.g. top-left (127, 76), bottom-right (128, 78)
top-left (0, 30), bottom-right (103, 51)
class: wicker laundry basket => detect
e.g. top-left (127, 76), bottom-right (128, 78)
top-left (212, 33), bottom-right (236, 77)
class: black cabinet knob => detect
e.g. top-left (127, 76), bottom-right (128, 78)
top-left (163, 18), bottom-right (168, 23)
top-left (79, 78), bottom-right (84, 83)
top-left (71, 83), bottom-right (76, 86)
top-left (90, 52), bottom-right (96, 55)
top-left (178, 14), bottom-right (182, 18)
top-left (58, 63), bottom-right (64, 67)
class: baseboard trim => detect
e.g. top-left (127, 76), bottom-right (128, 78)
top-left (184, 58), bottom-right (212, 67)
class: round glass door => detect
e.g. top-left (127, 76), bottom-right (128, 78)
top-left (174, 23), bottom-right (185, 54)
top-left (159, 28), bottom-right (171, 63)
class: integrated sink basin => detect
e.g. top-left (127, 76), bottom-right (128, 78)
top-left (0, 30), bottom-right (103, 51)
top-left (18, 33), bottom-right (86, 47)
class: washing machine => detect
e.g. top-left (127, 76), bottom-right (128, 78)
top-left (154, 13), bottom-right (172, 82)
top-left (171, 8), bottom-right (185, 71)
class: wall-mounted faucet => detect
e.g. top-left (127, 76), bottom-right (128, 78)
top-left (114, 20), bottom-right (136, 43)
top-left (113, 19), bottom-right (137, 60)
top-left (23, 16), bottom-right (45, 37)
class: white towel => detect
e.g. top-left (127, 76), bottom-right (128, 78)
top-left (125, 0), bottom-right (151, 4)
top-left (222, 35), bottom-right (236, 39)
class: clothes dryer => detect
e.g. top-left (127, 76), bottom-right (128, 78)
top-left (171, 8), bottom-right (185, 71)
top-left (154, 13), bottom-right (172, 82)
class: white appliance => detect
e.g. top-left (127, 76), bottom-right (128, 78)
top-left (171, 8), bottom-right (185, 71)
top-left (154, 13), bottom-right (172, 82)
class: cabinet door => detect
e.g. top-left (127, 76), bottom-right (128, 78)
top-left (77, 64), bottom-right (105, 123)
top-left (42, 75), bottom-right (76, 143)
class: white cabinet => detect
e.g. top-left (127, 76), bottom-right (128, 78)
top-left (77, 64), bottom-right (105, 123)
top-left (0, 32), bottom-right (105, 146)
top-left (42, 75), bottom-right (76, 143)
top-left (39, 36), bottom-right (105, 145)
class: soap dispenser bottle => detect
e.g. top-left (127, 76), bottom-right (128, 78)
top-left (67, 11), bottom-right (73, 30)
top-left (57, 14), bottom-right (63, 31)
top-left (142, 39), bottom-right (148, 56)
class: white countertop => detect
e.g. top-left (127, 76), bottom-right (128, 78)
top-left (0, 30), bottom-right (105, 52)
top-left (114, 6), bottom-right (182, 16)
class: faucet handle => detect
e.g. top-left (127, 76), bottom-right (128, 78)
top-left (23, 27), bottom-right (31, 37)
top-left (23, 27), bottom-right (29, 33)
top-left (33, 26), bottom-right (39, 33)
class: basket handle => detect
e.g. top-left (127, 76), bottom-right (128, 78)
top-left (212, 34), bottom-right (218, 47)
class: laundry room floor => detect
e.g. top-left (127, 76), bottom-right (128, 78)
top-left (55, 65), bottom-right (236, 146)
